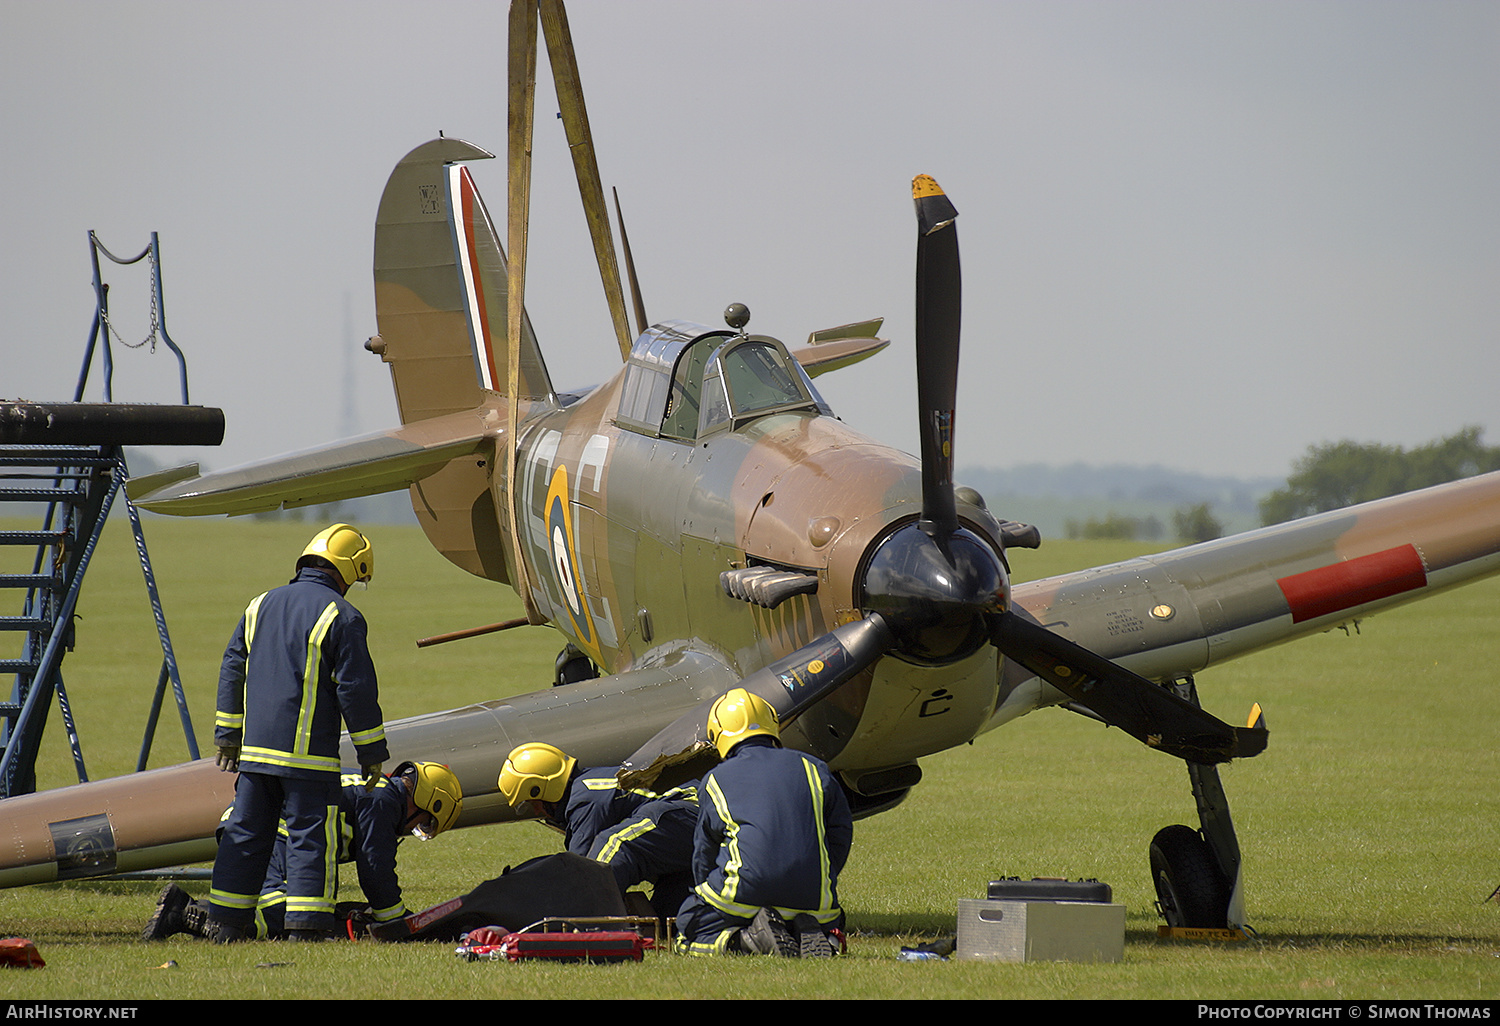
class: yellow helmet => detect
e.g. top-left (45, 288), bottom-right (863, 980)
top-left (498, 742), bottom-right (577, 807)
top-left (706, 688), bottom-right (780, 759)
top-left (396, 761), bottom-right (463, 838)
top-left (298, 523), bottom-right (374, 587)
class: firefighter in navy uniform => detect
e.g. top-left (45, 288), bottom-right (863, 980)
top-left (145, 761), bottom-right (462, 941)
top-left (674, 688), bottom-right (853, 958)
top-left (497, 742), bottom-right (699, 918)
top-left (206, 524), bottom-right (389, 943)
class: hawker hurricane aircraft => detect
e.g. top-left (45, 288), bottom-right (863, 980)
top-left (3, 0), bottom-right (1498, 932)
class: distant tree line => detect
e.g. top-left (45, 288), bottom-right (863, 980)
top-left (1258, 426), bottom-right (1500, 526)
top-left (1064, 502), bottom-right (1224, 544)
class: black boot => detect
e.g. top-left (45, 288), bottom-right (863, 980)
top-left (181, 900), bottom-right (216, 939)
top-left (206, 918), bottom-right (253, 944)
top-left (791, 913), bottom-right (836, 958)
top-left (736, 907), bottom-right (798, 957)
top-left (285, 928), bottom-right (338, 942)
top-left (142, 884), bottom-right (193, 940)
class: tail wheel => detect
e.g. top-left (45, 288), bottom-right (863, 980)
top-left (1149, 824), bottom-right (1230, 928)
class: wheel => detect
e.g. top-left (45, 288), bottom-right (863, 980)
top-left (1149, 824), bottom-right (1230, 928)
top-left (553, 644), bottom-right (598, 686)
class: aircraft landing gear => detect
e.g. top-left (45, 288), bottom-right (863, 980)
top-left (1149, 675), bottom-right (1247, 931)
top-left (1150, 823), bottom-right (1230, 928)
top-left (554, 643), bottom-right (599, 687)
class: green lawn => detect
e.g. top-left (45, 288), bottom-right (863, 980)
top-left (2, 517), bottom-right (1497, 999)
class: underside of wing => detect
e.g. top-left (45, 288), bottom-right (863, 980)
top-left (127, 407), bottom-right (500, 516)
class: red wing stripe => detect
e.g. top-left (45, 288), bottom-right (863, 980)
top-left (1276, 544), bottom-right (1428, 624)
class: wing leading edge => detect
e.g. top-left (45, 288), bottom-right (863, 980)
top-left (127, 407), bottom-right (500, 516)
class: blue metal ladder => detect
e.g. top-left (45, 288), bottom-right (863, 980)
top-left (0, 232), bottom-right (221, 798)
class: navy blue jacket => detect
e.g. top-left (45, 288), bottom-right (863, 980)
top-left (215, 566), bottom-right (388, 779)
top-left (336, 772), bottom-right (409, 921)
top-left (691, 738), bottom-right (853, 926)
top-left (560, 766), bottom-right (698, 856)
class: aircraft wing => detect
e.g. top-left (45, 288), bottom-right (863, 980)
top-left (0, 647), bottom-right (739, 888)
top-left (127, 407), bottom-right (500, 516)
top-left (1003, 469), bottom-right (1500, 709)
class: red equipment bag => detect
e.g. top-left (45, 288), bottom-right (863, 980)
top-left (0, 938), bottom-right (45, 968)
top-left (498, 930), bottom-right (650, 963)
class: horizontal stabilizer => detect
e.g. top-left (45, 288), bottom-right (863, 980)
top-left (791, 336), bottom-right (889, 378)
top-left (128, 408), bottom-right (498, 516)
top-left (807, 317), bottom-right (884, 345)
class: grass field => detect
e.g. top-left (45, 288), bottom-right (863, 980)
top-left (2, 516), bottom-right (1498, 1000)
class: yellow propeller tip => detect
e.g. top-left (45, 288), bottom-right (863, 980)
top-left (912, 174), bottom-right (945, 199)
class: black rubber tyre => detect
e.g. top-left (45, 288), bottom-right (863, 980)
top-left (1149, 824), bottom-right (1231, 928)
top-left (553, 644), bottom-right (599, 686)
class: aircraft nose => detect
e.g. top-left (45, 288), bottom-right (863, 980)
top-left (858, 522), bottom-right (1009, 666)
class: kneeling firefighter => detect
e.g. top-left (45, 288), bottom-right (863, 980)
top-left (498, 741), bottom-right (699, 919)
top-left (674, 688), bottom-right (853, 957)
top-left (145, 761), bottom-right (462, 941)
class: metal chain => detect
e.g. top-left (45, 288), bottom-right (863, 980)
top-left (99, 250), bottom-right (160, 352)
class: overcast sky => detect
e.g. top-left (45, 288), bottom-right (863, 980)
top-left (4, 0), bottom-right (1495, 483)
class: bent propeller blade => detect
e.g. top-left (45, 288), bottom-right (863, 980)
top-left (616, 616), bottom-right (895, 791)
top-left (990, 612), bottom-right (1268, 764)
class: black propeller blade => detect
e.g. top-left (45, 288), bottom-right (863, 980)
top-left (913, 174), bottom-right (962, 539)
top-left (905, 174), bottom-right (1264, 765)
top-left (616, 616), bottom-right (896, 791)
top-left (988, 613), bottom-right (1268, 764)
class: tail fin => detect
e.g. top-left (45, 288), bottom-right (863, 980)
top-left (372, 138), bottom-right (556, 581)
top-left (373, 137), bottom-right (554, 416)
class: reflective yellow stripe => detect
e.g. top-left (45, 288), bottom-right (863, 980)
top-left (348, 724), bottom-right (386, 747)
top-left (243, 593), bottom-right (266, 649)
top-left (594, 817), bottom-right (654, 865)
top-left (210, 888), bottom-right (260, 911)
top-left (218, 593), bottom-right (266, 734)
top-left (370, 901), bottom-right (407, 922)
top-left (675, 929), bottom-right (737, 956)
top-left (804, 757), bottom-right (835, 915)
top-left (319, 801), bottom-right (339, 907)
top-left (294, 602), bottom-right (341, 758)
top-left (699, 777), bottom-right (757, 918)
top-left (239, 746), bottom-right (341, 773)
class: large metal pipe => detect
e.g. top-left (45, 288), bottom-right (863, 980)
top-left (0, 402), bottom-right (225, 447)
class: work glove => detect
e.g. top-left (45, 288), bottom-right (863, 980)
top-left (361, 763), bottom-right (383, 791)
top-left (216, 745), bottom-right (240, 773)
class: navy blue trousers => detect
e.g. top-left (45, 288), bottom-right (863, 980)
top-left (209, 772), bottom-right (339, 932)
